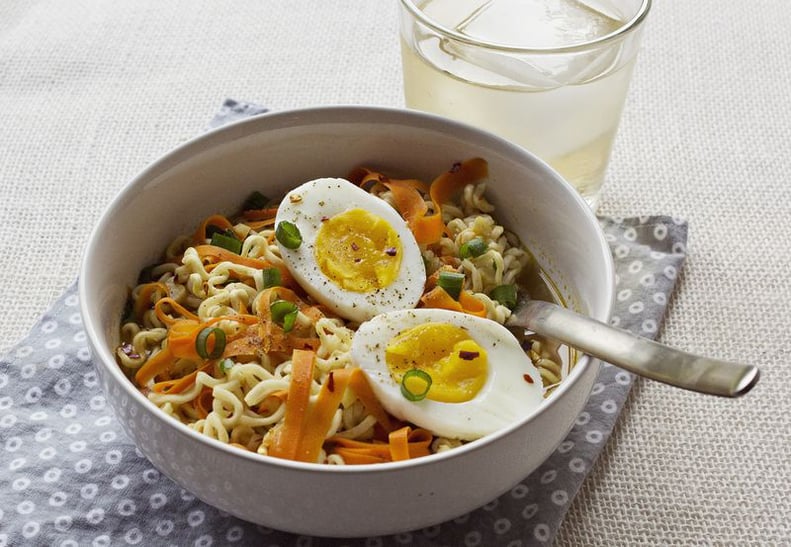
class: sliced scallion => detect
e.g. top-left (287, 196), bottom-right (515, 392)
top-left (270, 300), bottom-right (299, 333)
top-left (260, 267), bottom-right (281, 289)
top-left (459, 238), bottom-right (487, 259)
top-left (275, 221), bottom-right (302, 250)
top-left (219, 358), bottom-right (234, 374)
top-left (242, 190), bottom-right (270, 211)
top-left (205, 224), bottom-right (227, 238)
top-left (490, 284), bottom-right (518, 310)
top-left (210, 231), bottom-right (242, 254)
top-left (195, 327), bottom-right (226, 360)
top-left (400, 369), bottom-right (432, 402)
top-left (437, 271), bottom-right (465, 300)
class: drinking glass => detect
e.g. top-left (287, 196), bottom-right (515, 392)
top-left (398, 0), bottom-right (651, 209)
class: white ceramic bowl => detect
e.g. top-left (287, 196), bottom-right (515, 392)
top-left (79, 106), bottom-right (614, 537)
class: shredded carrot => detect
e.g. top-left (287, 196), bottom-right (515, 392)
top-left (222, 325), bottom-right (263, 359)
top-left (244, 218), bottom-right (277, 232)
top-left (420, 286), bottom-right (487, 317)
top-left (350, 159), bottom-right (488, 246)
top-left (388, 426), bottom-right (411, 461)
top-left (255, 287), bottom-right (324, 354)
top-left (154, 297), bottom-right (200, 326)
top-left (166, 315), bottom-right (258, 361)
top-left (349, 166), bottom-right (442, 245)
top-left (329, 448), bottom-right (384, 465)
top-left (133, 282), bottom-right (169, 321)
top-left (458, 291), bottom-right (488, 317)
top-left (151, 361), bottom-right (214, 394)
top-left (165, 319), bottom-right (204, 361)
top-left (417, 157), bottom-right (489, 246)
top-left (194, 386), bottom-right (214, 418)
top-left (265, 361), bottom-right (404, 464)
top-left (296, 370), bottom-right (347, 463)
top-left (384, 180), bottom-right (445, 245)
top-left (328, 426), bottom-right (433, 465)
top-left (193, 214), bottom-right (234, 244)
top-left (195, 245), bottom-right (295, 287)
top-left (268, 349), bottom-right (316, 461)
top-left (344, 368), bottom-right (395, 433)
top-left (242, 207), bottom-right (279, 222)
top-left (134, 345), bottom-right (176, 386)
top-left (348, 166), bottom-right (429, 194)
top-left (137, 314), bottom-right (258, 386)
top-left (428, 158), bottom-right (488, 219)
top-left (347, 166), bottom-right (385, 190)
top-left (294, 367), bottom-right (397, 463)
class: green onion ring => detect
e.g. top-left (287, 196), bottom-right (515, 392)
top-left (270, 299), bottom-right (299, 333)
top-left (242, 190), bottom-right (270, 211)
top-left (219, 358), bottom-right (234, 374)
top-left (459, 238), bottom-right (487, 259)
top-left (437, 271), bottom-right (465, 300)
top-left (260, 267), bottom-right (281, 289)
top-left (210, 231), bottom-right (242, 254)
top-left (490, 284), bottom-right (518, 310)
top-left (195, 327), bottom-right (226, 360)
top-left (282, 308), bottom-right (298, 333)
top-left (400, 369), bottom-right (432, 402)
top-left (275, 220), bottom-right (302, 250)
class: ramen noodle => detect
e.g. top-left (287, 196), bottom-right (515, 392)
top-left (116, 158), bottom-right (570, 464)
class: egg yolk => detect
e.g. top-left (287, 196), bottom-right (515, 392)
top-left (385, 323), bottom-right (488, 403)
top-left (314, 208), bottom-right (402, 293)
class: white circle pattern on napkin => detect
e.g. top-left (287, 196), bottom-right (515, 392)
top-left (0, 100), bottom-right (689, 546)
top-left (0, 214), bottom-right (687, 547)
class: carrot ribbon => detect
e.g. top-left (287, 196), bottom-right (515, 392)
top-left (134, 314), bottom-right (257, 386)
top-left (420, 286), bottom-right (487, 318)
top-left (327, 427), bottom-right (433, 464)
top-left (349, 158), bottom-right (489, 246)
top-left (268, 350), bottom-right (430, 464)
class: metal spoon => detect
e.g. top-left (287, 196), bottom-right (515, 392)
top-left (506, 298), bottom-right (760, 397)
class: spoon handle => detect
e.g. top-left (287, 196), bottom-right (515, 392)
top-left (508, 300), bottom-right (759, 397)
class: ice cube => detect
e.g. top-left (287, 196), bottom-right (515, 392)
top-left (446, 0), bottom-right (625, 49)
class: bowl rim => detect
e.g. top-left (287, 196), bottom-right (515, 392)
top-left (78, 104), bottom-right (615, 474)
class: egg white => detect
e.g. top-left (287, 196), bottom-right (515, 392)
top-left (274, 177), bottom-right (426, 323)
top-left (350, 309), bottom-right (544, 440)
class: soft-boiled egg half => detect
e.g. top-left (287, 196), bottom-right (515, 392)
top-left (351, 309), bottom-right (544, 440)
top-left (274, 177), bottom-right (426, 323)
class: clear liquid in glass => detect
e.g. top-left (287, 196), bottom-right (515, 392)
top-left (401, 0), bottom-right (640, 208)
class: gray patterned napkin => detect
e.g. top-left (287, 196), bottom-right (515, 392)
top-left (0, 101), bottom-right (688, 546)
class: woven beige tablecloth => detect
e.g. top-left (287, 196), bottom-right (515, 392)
top-left (1, 1), bottom-right (788, 545)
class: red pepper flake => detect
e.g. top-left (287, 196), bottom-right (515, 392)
top-left (327, 371), bottom-right (335, 393)
top-left (384, 247), bottom-right (397, 256)
top-left (458, 350), bottom-right (480, 361)
top-left (450, 162), bottom-right (462, 173)
top-left (351, 242), bottom-right (359, 251)
top-left (321, 216), bottom-right (329, 222)
top-left (523, 374), bottom-right (534, 384)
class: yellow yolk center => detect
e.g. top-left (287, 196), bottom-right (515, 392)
top-left (385, 323), bottom-right (488, 403)
top-left (314, 208), bottom-right (402, 293)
